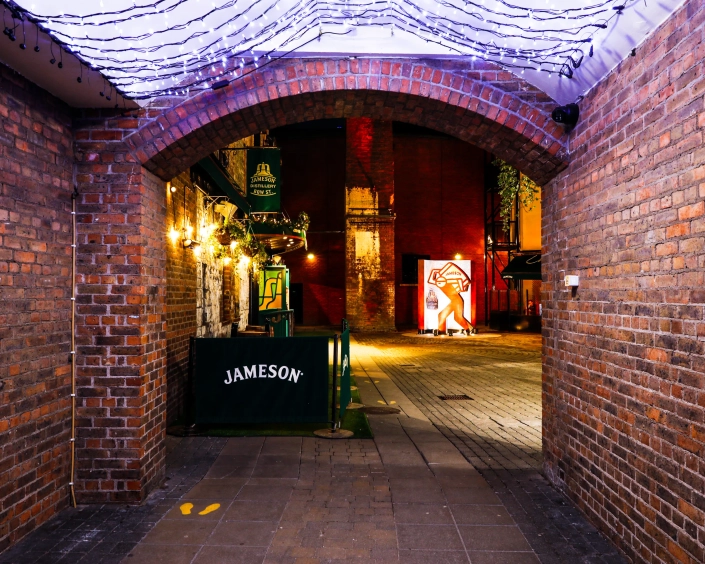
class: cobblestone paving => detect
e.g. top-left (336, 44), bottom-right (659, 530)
top-left (0, 437), bottom-right (226, 564)
top-left (356, 333), bottom-right (543, 472)
top-left (353, 332), bottom-right (628, 564)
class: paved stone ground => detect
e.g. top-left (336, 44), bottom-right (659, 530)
top-left (121, 423), bottom-right (542, 563)
top-left (0, 331), bottom-right (628, 564)
top-left (355, 332), bottom-right (543, 472)
top-left (353, 332), bottom-right (627, 564)
top-left (0, 437), bottom-right (226, 564)
top-left (125, 436), bottom-right (399, 564)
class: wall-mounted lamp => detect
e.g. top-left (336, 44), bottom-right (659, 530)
top-left (454, 253), bottom-right (462, 260)
top-left (168, 182), bottom-right (176, 194)
top-left (552, 103), bottom-right (580, 130)
top-left (307, 253), bottom-right (315, 260)
top-left (182, 223), bottom-right (199, 249)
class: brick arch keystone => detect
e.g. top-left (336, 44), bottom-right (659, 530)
top-left (124, 58), bottom-right (569, 185)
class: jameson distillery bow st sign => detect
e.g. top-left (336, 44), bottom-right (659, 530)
top-left (194, 337), bottom-right (329, 424)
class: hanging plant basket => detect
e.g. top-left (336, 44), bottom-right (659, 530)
top-left (493, 159), bottom-right (539, 233)
top-left (216, 232), bottom-right (232, 245)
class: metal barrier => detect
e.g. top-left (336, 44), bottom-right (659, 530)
top-left (262, 309), bottom-right (295, 337)
top-left (193, 335), bottom-right (329, 424)
top-left (185, 319), bottom-right (352, 432)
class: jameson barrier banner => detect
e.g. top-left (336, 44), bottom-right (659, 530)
top-left (246, 148), bottom-right (281, 212)
top-left (194, 337), bottom-right (328, 424)
top-left (339, 324), bottom-right (351, 419)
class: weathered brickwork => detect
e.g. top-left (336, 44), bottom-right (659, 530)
top-left (72, 109), bottom-right (167, 503)
top-left (165, 157), bottom-right (252, 424)
top-left (165, 172), bottom-right (197, 425)
top-left (0, 67), bottom-right (74, 551)
top-left (271, 124), bottom-right (488, 327)
top-left (345, 118), bottom-right (396, 331)
top-left (542, 0), bottom-right (705, 562)
top-left (120, 57), bottom-right (567, 186)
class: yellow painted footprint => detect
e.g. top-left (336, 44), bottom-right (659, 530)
top-left (179, 502), bottom-right (220, 516)
top-left (198, 504), bottom-right (220, 515)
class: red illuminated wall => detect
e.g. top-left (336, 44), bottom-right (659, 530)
top-left (394, 131), bottom-right (486, 327)
top-left (345, 118), bottom-right (396, 332)
top-left (274, 123), bottom-right (346, 326)
top-left (272, 121), bottom-right (486, 327)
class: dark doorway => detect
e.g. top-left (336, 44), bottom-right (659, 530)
top-left (290, 283), bottom-right (304, 325)
top-left (401, 253), bottom-right (430, 284)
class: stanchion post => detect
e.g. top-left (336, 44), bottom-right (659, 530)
top-left (331, 334), bottom-right (338, 432)
top-left (186, 336), bottom-right (195, 425)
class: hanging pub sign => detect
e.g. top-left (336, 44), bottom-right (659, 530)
top-left (418, 260), bottom-right (476, 332)
top-left (246, 148), bottom-right (281, 212)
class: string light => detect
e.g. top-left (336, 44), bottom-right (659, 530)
top-left (1, 0), bottom-right (636, 101)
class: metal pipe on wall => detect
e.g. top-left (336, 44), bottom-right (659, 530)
top-left (69, 187), bottom-right (78, 508)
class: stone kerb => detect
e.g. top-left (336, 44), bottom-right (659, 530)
top-left (120, 58), bottom-right (569, 186)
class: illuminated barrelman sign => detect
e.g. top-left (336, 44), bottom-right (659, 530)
top-left (418, 260), bottom-right (476, 332)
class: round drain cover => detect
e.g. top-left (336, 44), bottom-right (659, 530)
top-left (314, 429), bottom-right (354, 439)
top-left (342, 402), bottom-right (365, 410)
top-left (356, 405), bottom-right (401, 415)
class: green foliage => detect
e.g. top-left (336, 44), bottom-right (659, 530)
top-left (209, 212), bottom-right (310, 269)
top-left (218, 219), bottom-right (268, 266)
top-left (493, 159), bottom-right (539, 233)
top-left (293, 211), bottom-right (310, 232)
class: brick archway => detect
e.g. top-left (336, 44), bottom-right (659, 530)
top-left (124, 57), bottom-right (568, 185)
top-left (72, 56), bottom-right (569, 504)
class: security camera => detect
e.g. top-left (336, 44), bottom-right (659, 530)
top-left (551, 103), bottom-right (580, 129)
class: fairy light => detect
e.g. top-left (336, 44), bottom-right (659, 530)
top-left (1, 0), bottom-right (634, 100)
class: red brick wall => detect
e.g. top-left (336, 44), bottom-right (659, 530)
top-left (124, 58), bottom-right (567, 187)
top-left (165, 173), bottom-right (197, 424)
top-left (346, 118), bottom-right (394, 209)
top-left (137, 170), bottom-right (167, 498)
top-left (73, 109), bottom-right (167, 503)
top-left (394, 133), bottom-right (486, 326)
top-left (273, 123), bottom-right (488, 327)
top-left (543, 0), bottom-right (705, 561)
top-left (345, 119), bottom-right (396, 331)
top-left (0, 66), bottom-right (74, 551)
top-left (275, 126), bottom-right (346, 326)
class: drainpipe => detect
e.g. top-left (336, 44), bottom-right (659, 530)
top-left (69, 185), bottom-right (78, 508)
